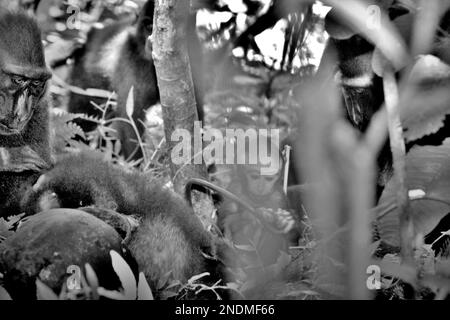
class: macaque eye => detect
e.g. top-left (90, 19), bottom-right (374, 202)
top-left (32, 80), bottom-right (42, 87)
top-left (11, 76), bottom-right (27, 86)
top-left (351, 87), bottom-right (366, 94)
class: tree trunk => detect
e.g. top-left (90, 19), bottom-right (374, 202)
top-left (150, 0), bottom-right (208, 195)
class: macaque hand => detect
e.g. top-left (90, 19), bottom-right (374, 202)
top-left (258, 208), bottom-right (295, 234)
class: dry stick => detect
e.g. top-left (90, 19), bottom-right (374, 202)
top-left (283, 145), bottom-right (291, 195)
top-left (383, 67), bottom-right (413, 264)
top-left (51, 74), bottom-right (117, 100)
top-left (143, 138), bottom-right (166, 171)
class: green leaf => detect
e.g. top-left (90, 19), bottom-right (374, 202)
top-left (85, 88), bottom-right (116, 99)
top-left (97, 288), bottom-right (125, 300)
top-left (7, 214), bottom-right (24, 226)
top-left (0, 286), bottom-right (12, 300)
top-left (36, 279), bottom-right (59, 300)
top-left (126, 87), bottom-right (135, 119)
top-left (50, 110), bottom-right (90, 152)
top-left (85, 263), bottom-right (99, 300)
top-left (188, 273), bottom-right (210, 285)
top-left (400, 56), bottom-right (450, 142)
top-left (0, 218), bottom-right (14, 241)
top-left (109, 250), bottom-right (137, 300)
top-left (137, 273), bottom-right (154, 300)
top-left (165, 280), bottom-right (182, 291)
top-left (376, 139), bottom-right (450, 246)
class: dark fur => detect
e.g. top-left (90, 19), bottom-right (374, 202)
top-left (0, 11), bottom-right (46, 67)
top-left (0, 171), bottom-right (41, 215)
top-left (322, 5), bottom-right (450, 197)
top-left (22, 152), bottom-right (230, 299)
top-left (68, 0), bottom-right (204, 159)
top-left (0, 11), bottom-right (51, 216)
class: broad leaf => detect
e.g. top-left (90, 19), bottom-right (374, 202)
top-left (110, 250), bottom-right (137, 300)
top-left (85, 263), bottom-right (99, 300)
top-left (137, 273), bottom-right (154, 300)
top-left (0, 286), bottom-right (12, 300)
top-left (126, 87), bottom-right (135, 119)
top-left (401, 56), bottom-right (450, 142)
top-left (376, 139), bottom-right (450, 246)
top-left (36, 279), bottom-right (59, 300)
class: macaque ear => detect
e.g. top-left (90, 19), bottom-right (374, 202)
top-left (325, 0), bottom-right (409, 40)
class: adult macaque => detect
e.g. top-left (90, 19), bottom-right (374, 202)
top-left (324, 1), bottom-right (450, 133)
top-left (68, 0), bottom-right (204, 160)
top-left (321, 1), bottom-right (450, 194)
top-left (0, 10), bottom-right (52, 216)
top-left (22, 151), bottom-right (232, 299)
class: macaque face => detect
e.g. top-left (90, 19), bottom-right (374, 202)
top-left (245, 166), bottom-right (280, 196)
top-left (0, 62), bottom-right (50, 135)
top-left (342, 80), bottom-right (384, 131)
top-left (0, 12), bottom-right (51, 137)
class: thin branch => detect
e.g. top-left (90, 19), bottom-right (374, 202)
top-left (383, 66), bottom-right (413, 264)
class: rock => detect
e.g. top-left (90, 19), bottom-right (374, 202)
top-left (0, 209), bottom-right (137, 300)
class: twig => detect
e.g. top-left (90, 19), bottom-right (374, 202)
top-left (383, 66), bottom-right (413, 264)
top-left (283, 144), bottom-right (291, 194)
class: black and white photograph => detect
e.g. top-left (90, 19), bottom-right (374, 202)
top-left (0, 0), bottom-right (450, 307)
